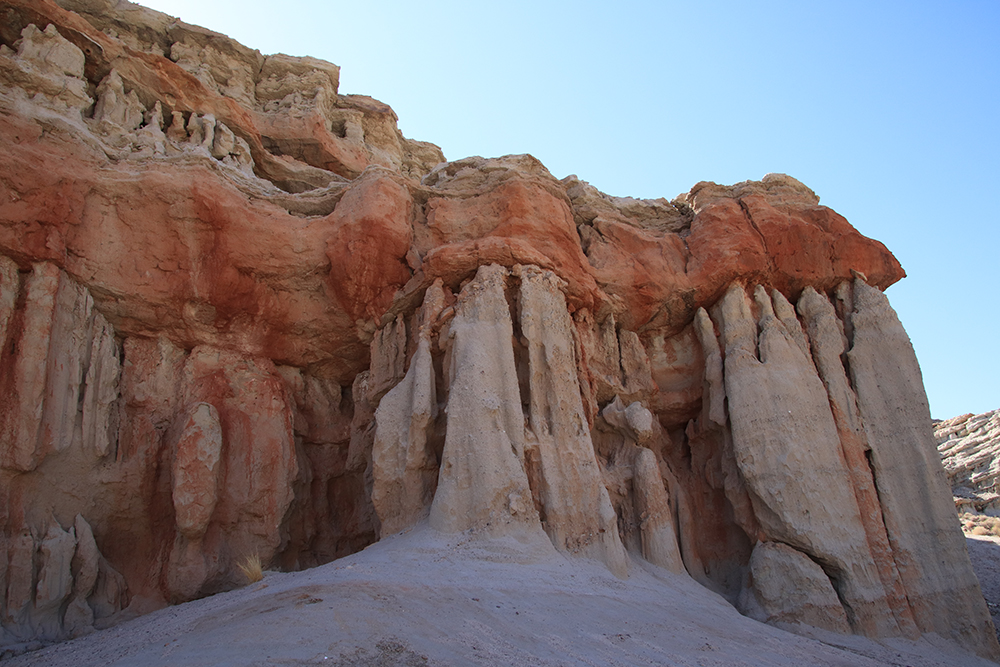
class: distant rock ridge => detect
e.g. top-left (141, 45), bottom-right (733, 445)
top-left (0, 0), bottom-right (996, 661)
top-left (936, 409), bottom-right (1000, 515)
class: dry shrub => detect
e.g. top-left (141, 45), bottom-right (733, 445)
top-left (960, 512), bottom-right (1000, 538)
top-left (238, 553), bottom-right (263, 583)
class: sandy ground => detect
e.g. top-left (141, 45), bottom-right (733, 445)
top-left (967, 533), bottom-right (1000, 648)
top-left (2, 525), bottom-right (996, 667)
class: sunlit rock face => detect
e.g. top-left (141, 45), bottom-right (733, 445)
top-left (0, 0), bottom-right (995, 660)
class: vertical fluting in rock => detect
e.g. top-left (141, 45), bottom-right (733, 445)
top-left (372, 281), bottom-right (445, 535)
top-left (694, 309), bottom-right (726, 430)
top-left (518, 265), bottom-right (628, 577)
top-left (0, 263), bottom-right (121, 472)
top-left (0, 0), bottom-right (992, 656)
top-left (169, 347), bottom-right (298, 600)
top-left (171, 403), bottom-right (224, 541)
top-left (428, 265), bottom-right (541, 536)
top-left (847, 278), bottom-right (999, 655)
top-left (2, 263), bottom-right (62, 471)
top-left (166, 402), bottom-right (224, 602)
top-left (632, 446), bottom-right (684, 574)
top-left (796, 286), bottom-right (916, 636)
top-left (686, 278), bottom-right (999, 658)
top-left (716, 283), bottom-right (898, 637)
top-left (674, 307), bottom-right (757, 599)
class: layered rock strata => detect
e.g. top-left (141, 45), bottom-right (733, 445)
top-left (937, 410), bottom-right (1000, 515)
top-left (0, 0), bottom-right (995, 660)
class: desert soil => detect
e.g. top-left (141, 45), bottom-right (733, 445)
top-left (2, 525), bottom-right (996, 667)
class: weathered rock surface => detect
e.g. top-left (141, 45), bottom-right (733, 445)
top-left (739, 540), bottom-right (852, 635)
top-left (0, 0), bottom-right (994, 661)
top-left (427, 265), bottom-right (540, 537)
top-left (937, 410), bottom-right (1000, 515)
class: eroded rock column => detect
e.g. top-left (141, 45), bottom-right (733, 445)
top-left (847, 278), bottom-right (1000, 656)
top-left (372, 281), bottom-right (445, 535)
top-left (796, 285), bottom-right (916, 636)
top-left (518, 265), bottom-right (628, 577)
top-left (717, 283), bottom-right (897, 637)
top-left (428, 265), bottom-right (541, 536)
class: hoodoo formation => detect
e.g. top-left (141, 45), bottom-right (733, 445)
top-left (0, 0), bottom-right (996, 661)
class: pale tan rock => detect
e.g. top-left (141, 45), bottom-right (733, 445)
top-left (0, 256), bottom-right (18, 351)
top-left (346, 370), bottom-right (375, 474)
top-left (368, 313), bottom-right (408, 406)
top-left (572, 310), bottom-right (657, 415)
top-left (34, 521), bottom-right (76, 638)
top-left (518, 265), bottom-right (628, 577)
top-left (166, 538), bottom-right (211, 604)
top-left (198, 114), bottom-right (217, 151)
top-left (63, 515), bottom-right (100, 636)
top-left (936, 410), bottom-right (1000, 512)
top-left (770, 287), bottom-right (810, 360)
top-left (1, 263), bottom-right (61, 472)
top-left (0, 263), bottom-right (122, 471)
top-left (256, 53), bottom-right (340, 103)
top-left (619, 330), bottom-right (657, 400)
top-left (0, 24), bottom-right (91, 112)
top-left (718, 283), bottom-right (898, 637)
top-left (632, 447), bottom-right (684, 573)
top-left (185, 112), bottom-right (207, 147)
top-left (89, 557), bottom-right (128, 621)
top-left (134, 101), bottom-right (167, 158)
top-left (4, 530), bottom-right (34, 628)
top-left (279, 368), bottom-right (349, 446)
top-left (79, 315), bottom-right (121, 458)
top-left (0, 0), bottom-right (989, 657)
top-left (573, 310), bottom-right (623, 406)
top-left (171, 403), bottom-right (224, 540)
top-left (166, 110), bottom-right (188, 143)
top-left (372, 282), bottom-right (444, 535)
top-left (169, 32), bottom-right (262, 108)
top-left (16, 23), bottom-right (84, 78)
top-left (92, 69), bottom-right (144, 133)
top-left (693, 308), bottom-right (726, 427)
top-left (428, 265), bottom-right (542, 537)
top-left (211, 120), bottom-right (236, 159)
top-left (41, 267), bottom-right (94, 457)
top-left (601, 396), bottom-right (654, 445)
top-left (644, 326), bottom-right (704, 423)
top-left (738, 541), bottom-right (851, 635)
top-left (797, 286), bottom-right (917, 636)
top-left (848, 278), bottom-right (999, 657)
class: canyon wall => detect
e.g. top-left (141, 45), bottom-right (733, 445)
top-left (0, 0), bottom-right (995, 659)
top-left (937, 410), bottom-right (1000, 515)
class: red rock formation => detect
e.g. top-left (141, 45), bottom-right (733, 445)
top-left (0, 0), bottom-right (995, 661)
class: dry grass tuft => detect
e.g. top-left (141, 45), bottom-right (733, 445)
top-left (238, 553), bottom-right (264, 583)
top-left (960, 512), bottom-right (1000, 538)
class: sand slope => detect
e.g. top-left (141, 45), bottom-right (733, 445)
top-left (4, 525), bottom-right (992, 667)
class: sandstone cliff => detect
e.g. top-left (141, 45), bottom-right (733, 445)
top-left (937, 410), bottom-right (1000, 516)
top-left (0, 0), bottom-right (995, 660)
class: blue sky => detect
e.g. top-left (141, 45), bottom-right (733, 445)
top-left (136, 0), bottom-right (998, 418)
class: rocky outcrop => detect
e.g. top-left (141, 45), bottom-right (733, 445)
top-left (0, 0), bottom-right (994, 660)
top-left (426, 265), bottom-right (541, 537)
top-left (937, 410), bottom-right (1000, 515)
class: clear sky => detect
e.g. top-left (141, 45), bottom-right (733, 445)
top-left (135, 0), bottom-right (998, 419)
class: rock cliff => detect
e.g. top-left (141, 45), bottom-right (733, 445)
top-left (0, 0), bottom-right (995, 660)
top-left (937, 410), bottom-right (1000, 516)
